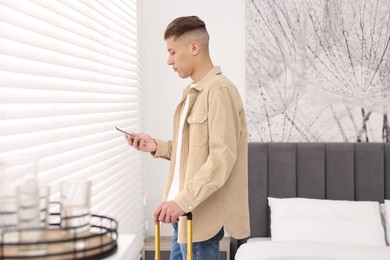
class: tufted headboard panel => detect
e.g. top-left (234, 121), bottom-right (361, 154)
top-left (231, 142), bottom-right (390, 258)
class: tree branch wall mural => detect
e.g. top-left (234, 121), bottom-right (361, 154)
top-left (246, 0), bottom-right (390, 142)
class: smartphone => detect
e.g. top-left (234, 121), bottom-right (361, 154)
top-left (115, 127), bottom-right (136, 140)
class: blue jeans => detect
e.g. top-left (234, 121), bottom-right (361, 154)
top-left (170, 223), bottom-right (224, 260)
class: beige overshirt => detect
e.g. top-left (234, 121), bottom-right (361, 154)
top-left (153, 66), bottom-right (250, 243)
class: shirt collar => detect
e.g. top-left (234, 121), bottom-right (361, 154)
top-left (181, 66), bottom-right (222, 98)
top-left (191, 66), bottom-right (222, 92)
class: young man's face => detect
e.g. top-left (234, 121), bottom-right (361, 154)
top-left (166, 36), bottom-right (195, 79)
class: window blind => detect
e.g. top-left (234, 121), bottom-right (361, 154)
top-left (0, 0), bottom-right (144, 253)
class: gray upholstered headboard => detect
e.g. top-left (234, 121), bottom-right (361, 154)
top-left (231, 142), bottom-right (390, 258)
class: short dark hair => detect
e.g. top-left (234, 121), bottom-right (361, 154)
top-left (164, 16), bottom-right (208, 40)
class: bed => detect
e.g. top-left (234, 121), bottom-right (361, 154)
top-left (232, 142), bottom-right (390, 260)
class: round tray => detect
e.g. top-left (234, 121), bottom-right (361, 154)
top-left (0, 214), bottom-right (118, 260)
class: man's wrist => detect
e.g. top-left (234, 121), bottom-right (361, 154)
top-left (152, 139), bottom-right (158, 152)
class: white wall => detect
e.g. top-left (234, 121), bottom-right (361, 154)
top-left (140, 0), bottom-right (246, 237)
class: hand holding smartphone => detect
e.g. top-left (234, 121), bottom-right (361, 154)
top-left (116, 127), bottom-right (156, 152)
top-left (115, 127), bottom-right (136, 140)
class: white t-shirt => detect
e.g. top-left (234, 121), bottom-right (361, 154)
top-left (167, 84), bottom-right (196, 201)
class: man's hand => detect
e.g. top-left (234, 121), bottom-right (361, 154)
top-left (153, 201), bottom-right (185, 224)
top-left (125, 133), bottom-right (157, 153)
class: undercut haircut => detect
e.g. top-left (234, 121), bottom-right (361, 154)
top-left (164, 16), bottom-right (209, 41)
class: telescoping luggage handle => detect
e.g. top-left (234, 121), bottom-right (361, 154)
top-left (155, 212), bottom-right (192, 260)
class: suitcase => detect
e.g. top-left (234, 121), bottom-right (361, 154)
top-left (155, 212), bottom-right (193, 260)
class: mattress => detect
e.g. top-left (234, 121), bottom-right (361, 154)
top-left (235, 240), bottom-right (390, 260)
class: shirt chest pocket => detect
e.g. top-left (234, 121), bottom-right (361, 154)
top-left (187, 113), bottom-right (208, 147)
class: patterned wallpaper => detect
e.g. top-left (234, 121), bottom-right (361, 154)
top-left (246, 0), bottom-right (390, 142)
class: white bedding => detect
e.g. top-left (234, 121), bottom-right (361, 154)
top-left (235, 240), bottom-right (390, 260)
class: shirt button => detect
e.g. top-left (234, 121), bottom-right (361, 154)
top-left (188, 206), bottom-right (192, 210)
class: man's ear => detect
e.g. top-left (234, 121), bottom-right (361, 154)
top-left (191, 41), bottom-right (201, 55)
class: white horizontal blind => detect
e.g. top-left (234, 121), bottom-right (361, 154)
top-left (0, 0), bottom-right (144, 254)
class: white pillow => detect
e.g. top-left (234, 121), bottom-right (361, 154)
top-left (384, 200), bottom-right (390, 246)
top-left (380, 203), bottom-right (388, 245)
top-left (268, 197), bottom-right (386, 246)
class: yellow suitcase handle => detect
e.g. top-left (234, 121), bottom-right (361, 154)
top-left (155, 212), bottom-right (192, 260)
top-left (155, 220), bottom-right (160, 260)
top-left (186, 213), bottom-right (193, 260)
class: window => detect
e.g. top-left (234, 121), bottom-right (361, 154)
top-left (0, 0), bottom-right (144, 254)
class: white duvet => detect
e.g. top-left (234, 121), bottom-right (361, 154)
top-left (235, 240), bottom-right (390, 260)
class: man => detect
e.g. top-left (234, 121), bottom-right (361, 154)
top-left (126, 16), bottom-right (249, 260)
